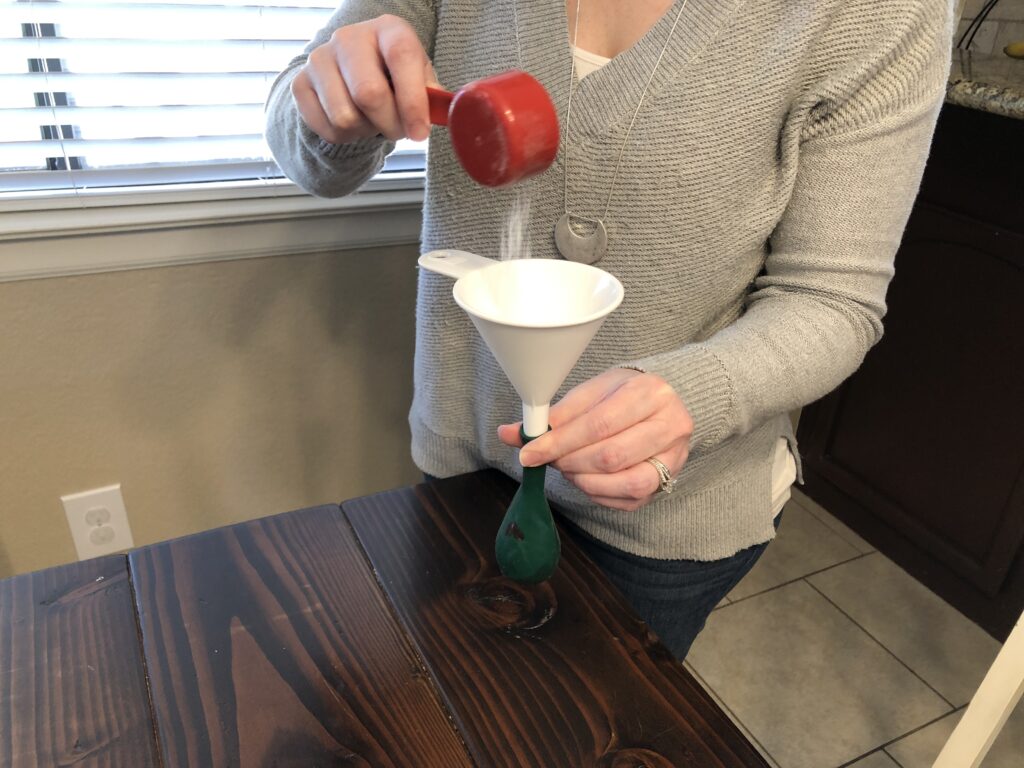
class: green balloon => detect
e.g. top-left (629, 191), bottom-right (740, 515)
top-left (495, 429), bottom-right (561, 583)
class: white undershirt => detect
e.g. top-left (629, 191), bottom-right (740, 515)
top-left (770, 438), bottom-right (797, 517)
top-left (572, 45), bottom-right (612, 79)
top-left (575, 46), bottom-right (797, 518)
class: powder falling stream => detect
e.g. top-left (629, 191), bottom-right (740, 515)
top-left (499, 193), bottom-right (532, 261)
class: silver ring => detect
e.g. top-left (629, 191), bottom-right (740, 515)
top-left (645, 457), bottom-right (676, 495)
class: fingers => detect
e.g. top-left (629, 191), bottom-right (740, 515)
top-left (589, 497), bottom-right (649, 512)
top-left (501, 422), bottom-right (686, 511)
top-left (563, 458), bottom-right (667, 511)
top-left (336, 24), bottom-right (403, 140)
top-left (496, 422), bottom-right (524, 448)
top-left (545, 368), bottom-right (639, 430)
top-left (498, 369), bottom-right (693, 513)
top-left (291, 70), bottom-right (340, 143)
top-left (497, 368), bottom-right (644, 454)
top-left (549, 420), bottom-right (676, 475)
top-left (378, 22), bottom-right (431, 140)
top-left (293, 14), bottom-right (432, 144)
top-left (294, 57), bottom-right (373, 144)
top-left (519, 376), bottom-right (659, 467)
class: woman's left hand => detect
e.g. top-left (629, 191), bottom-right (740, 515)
top-left (497, 368), bottom-right (693, 511)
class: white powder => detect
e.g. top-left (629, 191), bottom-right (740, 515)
top-left (499, 192), bottom-right (531, 261)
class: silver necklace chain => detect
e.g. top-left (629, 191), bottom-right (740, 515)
top-left (564, 0), bottom-right (690, 225)
top-left (508, 0), bottom-right (691, 263)
top-left (510, 0), bottom-right (525, 70)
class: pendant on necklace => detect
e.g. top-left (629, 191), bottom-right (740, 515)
top-left (554, 213), bottom-right (607, 264)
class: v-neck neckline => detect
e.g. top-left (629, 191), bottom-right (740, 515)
top-left (522, 0), bottom-right (747, 141)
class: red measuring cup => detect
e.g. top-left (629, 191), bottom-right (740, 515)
top-left (426, 70), bottom-right (559, 187)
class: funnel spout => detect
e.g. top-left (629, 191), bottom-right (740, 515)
top-left (522, 403), bottom-right (550, 439)
top-left (420, 254), bottom-right (623, 584)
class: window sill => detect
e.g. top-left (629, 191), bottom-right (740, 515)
top-left (0, 175), bottom-right (425, 283)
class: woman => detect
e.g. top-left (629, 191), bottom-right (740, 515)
top-left (266, 0), bottom-right (952, 659)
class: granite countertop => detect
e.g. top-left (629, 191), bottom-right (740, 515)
top-left (946, 48), bottom-right (1024, 119)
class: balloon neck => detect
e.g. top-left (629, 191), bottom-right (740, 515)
top-left (520, 461), bottom-right (547, 491)
top-left (518, 425), bottom-right (549, 489)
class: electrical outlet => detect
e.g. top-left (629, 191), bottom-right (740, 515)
top-left (61, 484), bottom-right (135, 560)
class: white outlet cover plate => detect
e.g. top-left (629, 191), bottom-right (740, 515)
top-left (61, 484), bottom-right (135, 560)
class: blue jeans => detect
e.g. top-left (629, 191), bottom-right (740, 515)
top-left (560, 516), bottom-right (775, 660)
top-left (424, 474), bottom-right (774, 660)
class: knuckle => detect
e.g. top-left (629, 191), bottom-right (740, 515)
top-left (588, 412), bottom-right (615, 442)
top-left (378, 14), bottom-right (415, 36)
top-left (385, 39), bottom-right (422, 66)
top-left (624, 474), bottom-right (653, 499)
top-left (677, 447), bottom-right (690, 470)
top-left (595, 444), bottom-right (626, 472)
top-left (324, 104), bottom-right (355, 129)
top-left (306, 46), bottom-right (327, 68)
top-left (676, 409), bottom-right (694, 439)
top-left (350, 79), bottom-right (389, 110)
top-left (566, 473), bottom-right (589, 493)
top-left (329, 26), bottom-right (353, 46)
top-left (652, 380), bottom-right (676, 404)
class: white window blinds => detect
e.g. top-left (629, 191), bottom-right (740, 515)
top-left (0, 0), bottom-right (425, 197)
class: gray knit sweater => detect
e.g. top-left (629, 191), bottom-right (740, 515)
top-left (266, 0), bottom-right (952, 560)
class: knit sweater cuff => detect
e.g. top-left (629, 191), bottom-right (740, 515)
top-left (308, 124), bottom-right (390, 163)
top-left (264, 66), bottom-right (392, 197)
top-left (627, 344), bottom-right (734, 453)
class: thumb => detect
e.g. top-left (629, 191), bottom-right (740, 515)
top-left (497, 422), bottom-right (525, 448)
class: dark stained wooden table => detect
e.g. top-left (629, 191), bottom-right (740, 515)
top-left (1, 470), bottom-right (769, 767)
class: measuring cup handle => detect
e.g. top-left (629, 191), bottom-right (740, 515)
top-left (426, 86), bottom-right (454, 126)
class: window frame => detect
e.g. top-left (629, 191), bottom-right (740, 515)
top-left (0, 173), bottom-right (426, 283)
top-left (0, 0), bottom-right (430, 281)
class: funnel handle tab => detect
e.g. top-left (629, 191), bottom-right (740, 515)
top-left (418, 249), bottom-right (497, 280)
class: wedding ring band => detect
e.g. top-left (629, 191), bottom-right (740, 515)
top-left (645, 457), bottom-right (676, 495)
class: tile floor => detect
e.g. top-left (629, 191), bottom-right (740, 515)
top-left (685, 488), bottom-right (1024, 768)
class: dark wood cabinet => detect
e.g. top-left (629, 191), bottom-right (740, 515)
top-left (797, 104), bottom-right (1024, 641)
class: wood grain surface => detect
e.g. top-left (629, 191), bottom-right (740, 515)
top-left (128, 504), bottom-right (471, 768)
top-left (343, 470), bottom-right (769, 767)
top-left (0, 555), bottom-right (158, 768)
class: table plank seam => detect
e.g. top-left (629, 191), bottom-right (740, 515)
top-left (337, 501), bottom-right (481, 768)
top-left (559, 548), bottom-right (768, 762)
top-left (125, 552), bottom-right (168, 768)
top-left (343, 473), bottom-right (771, 766)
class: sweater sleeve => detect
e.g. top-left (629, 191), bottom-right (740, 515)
top-left (264, 0), bottom-right (438, 198)
top-left (628, 1), bottom-right (953, 453)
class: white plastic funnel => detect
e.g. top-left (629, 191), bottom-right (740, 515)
top-left (419, 249), bottom-right (624, 436)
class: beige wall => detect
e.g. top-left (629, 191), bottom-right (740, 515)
top-left (0, 244), bottom-right (422, 578)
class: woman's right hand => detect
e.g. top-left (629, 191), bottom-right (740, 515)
top-left (291, 14), bottom-right (436, 144)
